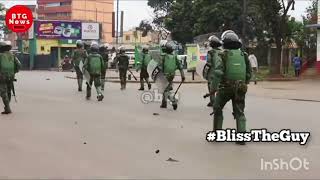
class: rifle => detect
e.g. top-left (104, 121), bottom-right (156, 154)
top-left (12, 79), bottom-right (17, 103)
top-left (203, 90), bottom-right (216, 99)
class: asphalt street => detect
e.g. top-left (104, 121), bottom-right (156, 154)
top-left (0, 71), bottom-right (319, 179)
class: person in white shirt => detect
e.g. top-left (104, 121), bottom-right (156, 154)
top-left (248, 52), bottom-right (258, 84)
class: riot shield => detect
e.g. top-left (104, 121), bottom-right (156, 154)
top-left (79, 60), bottom-right (91, 86)
top-left (196, 60), bottom-right (211, 80)
top-left (147, 59), bottom-right (169, 93)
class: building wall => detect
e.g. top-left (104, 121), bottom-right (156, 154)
top-left (121, 30), bottom-right (153, 44)
top-left (37, 0), bottom-right (113, 42)
top-left (4, 33), bottom-right (17, 49)
top-left (72, 0), bottom-right (113, 43)
top-left (37, 0), bottom-right (72, 20)
top-left (37, 39), bottom-right (59, 55)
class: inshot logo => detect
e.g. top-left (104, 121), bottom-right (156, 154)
top-left (5, 5), bottom-right (33, 33)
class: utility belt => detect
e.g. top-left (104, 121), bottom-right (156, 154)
top-left (219, 79), bottom-right (248, 100)
top-left (0, 73), bottom-right (15, 83)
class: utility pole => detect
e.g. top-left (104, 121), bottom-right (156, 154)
top-left (242, 0), bottom-right (247, 48)
top-left (116, 0), bottom-right (119, 45)
top-left (96, 8), bottom-right (98, 22)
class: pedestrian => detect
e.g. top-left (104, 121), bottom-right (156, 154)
top-left (114, 47), bottom-right (129, 90)
top-left (137, 46), bottom-right (152, 91)
top-left (83, 43), bottom-right (105, 101)
top-left (206, 35), bottom-right (222, 107)
top-left (72, 40), bottom-right (87, 91)
top-left (159, 41), bottom-right (185, 110)
top-left (248, 51), bottom-right (258, 84)
top-left (211, 31), bottom-right (252, 145)
top-left (292, 54), bottom-right (302, 77)
top-left (0, 41), bottom-right (21, 114)
top-left (99, 44), bottom-right (109, 91)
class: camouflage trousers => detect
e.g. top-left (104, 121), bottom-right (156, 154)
top-left (207, 80), bottom-right (215, 104)
top-left (140, 68), bottom-right (150, 88)
top-left (119, 68), bottom-right (127, 89)
top-left (213, 82), bottom-right (248, 132)
top-left (86, 74), bottom-right (102, 98)
top-left (74, 66), bottom-right (83, 90)
top-left (0, 81), bottom-right (12, 110)
top-left (101, 66), bottom-right (107, 90)
top-left (162, 75), bottom-right (177, 105)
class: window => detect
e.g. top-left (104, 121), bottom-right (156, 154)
top-left (57, 12), bottom-right (71, 17)
top-left (45, 2), bottom-right (60, 7)
top-left (46, 13), bottom-right (57, 17)
top-left (41, 46), bottom-right (45, 51)
top-left (125, 35), bottom-right (130, 41)
top-left (60, 2), bottom-right (71, 6)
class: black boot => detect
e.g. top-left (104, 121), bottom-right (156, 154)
top-left (148, 83), bottom-right (152, 90)
top-left (97, 94), bottom-right (104, 101)
top-left (1, 106), bottom-right (12, 115)
top-left (120, 82), bottom-right (124, 90)
top-left (78, 79), bottom-right (83, 91)
top-left (160, 100), bottom-right (167, 108)
top-left (173, 104), bottom-right (178, 110)
top-left (138, 87), bottom-right (144, 91)
top-left (86, 90), bottom-right (91, 100)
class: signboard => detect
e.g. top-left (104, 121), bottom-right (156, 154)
top-left (199, 46), bottom-right (210, 61)
top-left (82, 23), bottom-right (99, 40)
top-left (186, 44), bottom-right (200, 71)
top-left (35, 21), bottom-right (81, 39)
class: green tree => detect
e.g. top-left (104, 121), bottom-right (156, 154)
top-left (0, 3), bottom-right (10, 35)
top-left (250, 0), bottom-right (296, 75)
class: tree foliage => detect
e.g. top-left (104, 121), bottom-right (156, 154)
top-left (0, 3), bottom-right (10, 35)
top-left (147, 0), bottom-right (309, 75)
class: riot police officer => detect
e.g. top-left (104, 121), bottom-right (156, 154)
top-left (137, 46), bottom-right (152, 91)
top-left (0, 41), bottom-right (21, 114)
top-left (72, 40), bottom-right (87, 91)
top-left (114, 47), bottom-right (129, 90)
top-left (206, 35), bottom-right (222, 107)
top-left (211, 31), bottom-right (252, 145)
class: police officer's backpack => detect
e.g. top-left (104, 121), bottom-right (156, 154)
top-left (223, 50), bottom-right (246, 81)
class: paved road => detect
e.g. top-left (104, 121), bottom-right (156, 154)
top-left (0, 71), bottom-right (319, 179)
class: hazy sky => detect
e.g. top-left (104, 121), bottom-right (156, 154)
top-left (0, 0), bottom-right (313, 31)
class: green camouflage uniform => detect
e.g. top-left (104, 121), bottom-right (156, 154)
top-left (72, 48), bottom-right (87, 91)
top-left (137, 51), bottom-right (151, 90)
top-left (83, 52), bottom-right (105, 100)
top-left (0, 51), bottom-right (21, 114)
top-left (212, 49), bottom-right (252, 133)
top-left (100, 51), bottom-right (109, 90)
top-left (160, 52), bottom-right (184, 109)
top-left (207, 48), bottom-right (220, 106)
top-left (114, 53), bottom-right (129, 90)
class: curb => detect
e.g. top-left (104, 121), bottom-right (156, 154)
top-left (265, 78), bottom-right (299, 81)
top-left (65, 76), bottom-right (307, 83)
top-left (64, 76), bottom-right (207, 84)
